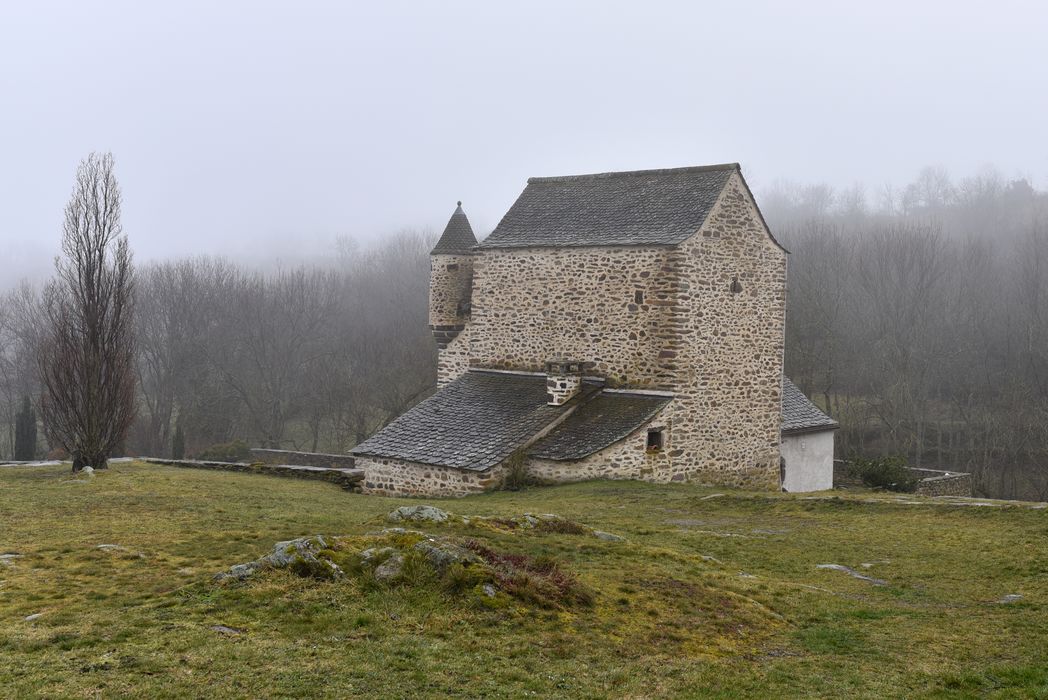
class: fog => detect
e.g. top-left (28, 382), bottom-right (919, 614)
top-left (2, 0), bottom-right (1046, 290)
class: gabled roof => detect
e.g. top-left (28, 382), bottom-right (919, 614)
top-left (351, 371), bottom-right (834, 473)
top-left (781, 377), bottom-right (839, 435)
top-left (529, 392), bottom-right (672, 461)
top-left (430, 202), bottom-right (478, 255)
top-left (349, 371), bottom-right (599, 471)
top-left (477, 164), bottom-right (738, 248)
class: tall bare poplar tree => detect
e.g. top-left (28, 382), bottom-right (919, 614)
top-left (39, 153), bottom-right (136, 471)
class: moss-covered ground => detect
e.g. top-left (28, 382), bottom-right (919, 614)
top-left (0, 462), bottom-right (1046, 698)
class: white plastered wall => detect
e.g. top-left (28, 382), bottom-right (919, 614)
top-left (780, 430), bottom-right (835, 492)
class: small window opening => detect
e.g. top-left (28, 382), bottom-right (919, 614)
top-left (730, 276), bottom-right (743, 294)
top-left (634, 290), bottom-right (644, 304)
top-left (646, 428), bottom-right (664, 452)
top-left (446, 263), bottom-right (459, 271)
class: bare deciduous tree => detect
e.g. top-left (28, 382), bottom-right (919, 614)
top-left (38, 153), bottom-right (136, 472)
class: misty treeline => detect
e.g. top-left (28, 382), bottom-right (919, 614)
top-left (0, 232), bottom-right (434, 462)
top-left (770, 166), bottom-right (1048, 500)
top-left (4, 165), bottom-right (1048, 500)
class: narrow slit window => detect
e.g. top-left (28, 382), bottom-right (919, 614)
top-left (646, 429), bottom-right (664, 452)
top-left (634, 290), bottom-right (644, 304)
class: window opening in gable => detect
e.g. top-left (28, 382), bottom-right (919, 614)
top-left (646, 428), bottom-right (664, 452)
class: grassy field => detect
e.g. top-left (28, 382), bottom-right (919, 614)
top-left (0, 463), bottom-right (1046, 698)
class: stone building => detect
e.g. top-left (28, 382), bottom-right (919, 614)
top-left (352, 163), bottom-right (837, 496)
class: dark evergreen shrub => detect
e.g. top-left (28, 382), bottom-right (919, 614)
top-left (196, 439), bottom-right (251, 463)
top-left (846, 455), bottom-right (921, 493)
top-left (171, 423), bottom-right (185, 460)
top-left (14, 396), bottom-right (37, 461)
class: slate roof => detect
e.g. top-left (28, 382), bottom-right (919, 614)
top-left (431, 202), bottom-right (478, 255)
top-left (529, 392), bottom-right (672, 461)
top-left (477, 164), bottom-right (738, 249)
top-left (781, 377), bottom-right (839, 435)
top-left (350, 371), bottom-right (598, 471)
top-left (352, 371), bottom-right (836, 473)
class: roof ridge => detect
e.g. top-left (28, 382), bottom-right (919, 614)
top-left (527, 163), bottom-right (739, 185)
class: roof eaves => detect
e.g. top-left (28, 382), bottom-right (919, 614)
top-left (781, 422), bottom-right (839, 437)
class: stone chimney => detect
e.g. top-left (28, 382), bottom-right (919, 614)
top-left (545, 360), bottom-right (584, 406)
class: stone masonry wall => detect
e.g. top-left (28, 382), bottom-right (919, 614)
top-left (527, 405), bottom-right (675, 482)
top-left (429, 253), bottom-right (475, 328)
top-left (437, 324), bottom-right (472, 387)
top-left (909, 467), bottom-right (973, 497)
top-left (833, 462), bottom-right (973, 497)
top-left (249, 448), bottom-right (356, 469)
top-left (468, 246), bottom-right (676, 386)
top-left (358, 455), bottom-right (502, 497)
top-left (431, 253), bottom-right (474, 386)
top-left (462, 172), bottom-right (787, 488)
top-left (658, 172), bottom-right (787, 489)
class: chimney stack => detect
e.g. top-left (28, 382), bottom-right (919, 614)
top-left (545, 359), bottom-right (583, 406)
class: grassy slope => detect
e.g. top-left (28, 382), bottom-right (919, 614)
top-left (0, 463), bottom-right (1045, 699)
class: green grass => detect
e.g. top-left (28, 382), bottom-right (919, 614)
top-left (0, 463), bottom-right (1046, 698)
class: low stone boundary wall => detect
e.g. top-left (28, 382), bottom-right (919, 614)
top-left (833, 460), bottom-right (972, 497)
top-left (831, 461), bottom-right (864, 488)
top-left (909, 467), bottom-right (973, 497)
top-left (249, 449), bottom-right (356, 470)
top-left (143, 458), bottom-right (364, 492)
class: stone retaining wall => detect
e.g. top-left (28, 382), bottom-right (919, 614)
top-left (357, 456), bottom-right (501, 497)
top-left (832, 461), bottom-right (972, 497)
top-left (144, 458), bottom-right (364, 492)
top-left (249, 449), bottom-right (356, 470)
top-left (909, 468), bottom-right (973, 497)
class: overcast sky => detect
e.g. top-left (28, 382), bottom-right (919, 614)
top-left (2, 0), bottom-right (1045, 288)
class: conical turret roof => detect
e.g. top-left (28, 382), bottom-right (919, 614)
top-left (431, 202), bottom-right (478, 255)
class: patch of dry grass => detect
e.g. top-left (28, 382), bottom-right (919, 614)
top-left (0, 463), bottom-right (1045, 697)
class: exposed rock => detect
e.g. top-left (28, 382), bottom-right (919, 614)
top-left (264, 536), bottom-right (342, 579)
top-left (0, 553), bottom-right (22, 566)
top-left (24, 613), bottom-right (42, 621)
top-left (816, 563), bottom-right (887, 586)
top-left (413, 538), bottom-right (482, 571)
top-left (96, 544), bottom-right (145, 559)
top-left (373, 553), bottom-right (405, 581)
top-left (593, 530), bottom-right (625, 542)
top-left (387, 505), bottom-right (451, 524)
top-left (216, 535), bottom-right (342, 581)
top-left (221, 563), bottom-right (262, 581)
top-left (211, 624), bottom-right (245, 635)
top-left (264, 536), bottom-right (328, 567)
top-left (997, 594), bottom-right (1023, 604)
top-left (481, 583), bottom-right (497, 598)
top-left (81, 466), bottom-right (94, 476)
top-left (360, 546), bottom-right (398, 564)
